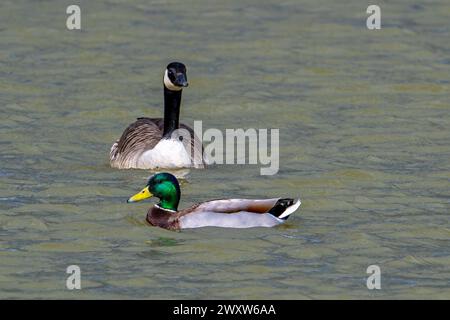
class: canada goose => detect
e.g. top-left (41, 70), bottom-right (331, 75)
top-left (110, 62), bottom-right (207, 169)
top-left (127, 172), bottom-right (301, 230)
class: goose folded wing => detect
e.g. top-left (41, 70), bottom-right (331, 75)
top-left (116, 118), bottom-right (163, 155)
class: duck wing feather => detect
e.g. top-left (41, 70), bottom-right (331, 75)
top-left (178, 198), bottom-right (280, 217)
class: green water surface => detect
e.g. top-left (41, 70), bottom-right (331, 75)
top-left (0, 0), bottom-right (449, 299)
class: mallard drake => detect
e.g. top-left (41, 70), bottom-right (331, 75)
top-left (127, 173), bottom-right (301, 230)
top-left (110, 62), bottom-right (207, 170)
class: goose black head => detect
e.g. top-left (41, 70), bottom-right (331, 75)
top-left (164, 62), bottom-right (188, 91)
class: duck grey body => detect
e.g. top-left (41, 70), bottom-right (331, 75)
top-left (178, 198), bottom-right (301, 229)
top-left (179, 211), bottom-right (285, 229)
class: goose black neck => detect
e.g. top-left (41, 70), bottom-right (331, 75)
top-left (163, 86), bottom-right (182, 138)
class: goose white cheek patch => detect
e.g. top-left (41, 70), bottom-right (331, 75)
top-left (164, 69), bottom-right (182, 91)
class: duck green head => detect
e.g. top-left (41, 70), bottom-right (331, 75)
top-left (127, 173), bottom-right (181, 211)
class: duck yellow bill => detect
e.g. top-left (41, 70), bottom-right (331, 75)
top-left (127, 186), bottom-right (153, 203)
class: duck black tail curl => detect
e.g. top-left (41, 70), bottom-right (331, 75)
top-left (268, 198), bottom-right (301, 220)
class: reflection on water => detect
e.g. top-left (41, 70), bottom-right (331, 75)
top-left (0, 0), bottom-right (449, 299)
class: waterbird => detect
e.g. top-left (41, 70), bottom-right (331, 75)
top-left (110, 62), bottom-right (207, 169)
top-left (127, 172), bottom-right (301, 230)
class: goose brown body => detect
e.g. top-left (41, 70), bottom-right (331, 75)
top-left (110, 117), bottom-right (205, 169)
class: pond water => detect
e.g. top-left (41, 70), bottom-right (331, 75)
top-left (0, 0), bottom-right (449, 299)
